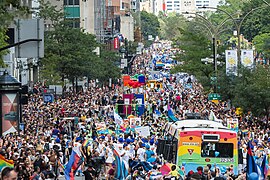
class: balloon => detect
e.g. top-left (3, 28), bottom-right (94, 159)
top-left (215, 151), bottom-right (220, 157)
top-left (249, 172), bottom-right (259, 180)
top-left (182, 162), bottom-right (186, 166)
top-left (128, 80), bottom-right (133, 86)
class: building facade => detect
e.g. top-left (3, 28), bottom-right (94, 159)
top-left (163, 0), bottom-right (223, 14)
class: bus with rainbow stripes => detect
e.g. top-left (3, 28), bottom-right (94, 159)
top-left (159, 119), bottom-right (238, 175)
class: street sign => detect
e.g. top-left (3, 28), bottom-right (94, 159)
top-left (121, 58), bottom-right (127, 68)
top-left (208, 93), bottom-right (221, 100)
top-left (43, 94), bottom-right (54, 103)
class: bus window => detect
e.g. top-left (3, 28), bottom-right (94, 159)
top-left (201, 142), bottom-right (233, 158)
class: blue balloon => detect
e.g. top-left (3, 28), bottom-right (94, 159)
top-left (249, 172), bottom-right (259, 180)
top-left (215, 151), bottom-right (220, 157)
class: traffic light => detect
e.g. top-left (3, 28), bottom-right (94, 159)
top-left (20, 85), bottom-right (28, 105)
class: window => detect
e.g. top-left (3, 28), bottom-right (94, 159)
top-left (167, 4), bottom-right (172, 7)
top-left (64, 0), bottom-right (79, 5)
top-left (174, 1), bottom-right (180, 3)
top-left (174, 4), bottom-right (180, 7)
top-left (167, 1), bottom-right (172, 3)
top-left (201, 142), bottom-right (233, 158)
top-left (120, 0), bottom-right (124, 10)
top-left (184, 1), bottom-right (192, 6)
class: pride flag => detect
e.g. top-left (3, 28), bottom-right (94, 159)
top-left (167, 105), bottom-right (178, 122)
top-left (0, 155), bottom-right (14, 172)
top-left (261, 155), bottom-right (268, 179)
top-left (113, 149), bottom-right (128, 180)
top-left (82, 139), bottom-right (91, 147)
top-left (64, 150), bottom-right (83, 180)
top-left (247, 141), bottom-right (258, 175)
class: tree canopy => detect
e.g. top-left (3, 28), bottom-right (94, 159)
top-left (141, 11), bottom-right (160, 41)
top-left (38, 0), bottom-right (120, 86)
top-left (159, 13), bottom-right (186, 40)
top-left (172, 22), bottom-right (214, 90)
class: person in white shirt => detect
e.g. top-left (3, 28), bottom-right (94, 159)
top-left (121, 144), bottom-right (131, 170)
top-left (137, 143), bottom-right (146, 162)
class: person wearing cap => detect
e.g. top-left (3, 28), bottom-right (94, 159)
top-left (73, 137), bottom-right (86, 176)
top-left (120, 143), bottom-right (131, 170)
top-left (145, 144), bottom-right (154, 161)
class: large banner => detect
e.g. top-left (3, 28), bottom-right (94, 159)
top-left (225, 50), bottom-right (238, 76)
top-left (2, 93), bottom-right (19, 135)
top-left (241, 50), bottom-right (254, 68)
top-left (123, 94), bottom-right (134, 116)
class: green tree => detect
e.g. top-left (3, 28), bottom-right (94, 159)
top-left (159, 13), bottom-right (186, 40)
top-left (93, 48), bottom-right (121, 83)
top-left (240, 0), bottom-right (270, 42)
top-left (232, 66), bottom-right (270, 118)
top-left (253, 33), bottom-right (270, 59)
top-left (141, 11), bottom-right (160, 41)
top-left (0, 29), bottom-right (8, 67)
top-left (172, 23), bottom-right (214, 90)
top-left (38, 0), bottom-right (120, 87)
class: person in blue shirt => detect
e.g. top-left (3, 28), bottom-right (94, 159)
top-left (145, 144), bottom-right (154, 161)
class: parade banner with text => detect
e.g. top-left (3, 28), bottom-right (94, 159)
top-left (241, 50), bottom-right (254, 68)
top-left (225, 50), bottom-right (238, 76)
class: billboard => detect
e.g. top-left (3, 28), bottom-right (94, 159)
top-left (1, 93), bottom-right (19, 135)
top-left (225, 50), bottom-right (238, 76)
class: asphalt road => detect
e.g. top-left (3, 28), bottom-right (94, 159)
top-left (59, 176), bottom-right (84, 180)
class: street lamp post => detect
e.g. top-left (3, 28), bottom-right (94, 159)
top-left (202, 5), bottom-right (268, 68)
top-left (186, 12), bottom-right (233, 92)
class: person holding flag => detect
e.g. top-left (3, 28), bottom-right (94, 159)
top-left (64, 137), bottom-right (86, 180)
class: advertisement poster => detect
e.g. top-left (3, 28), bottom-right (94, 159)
top-left (2, 93), bottom-right (18, 135)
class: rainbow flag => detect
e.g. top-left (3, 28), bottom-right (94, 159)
top-left (113, 149), bottom-right (128, 180)
top-left (83, 139), bottom-right (91, 147)
top-left (0, 155), bottom-right (14, 172)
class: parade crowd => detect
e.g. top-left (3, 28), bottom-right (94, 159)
top-left (0, 46), bottom-right (269, 180)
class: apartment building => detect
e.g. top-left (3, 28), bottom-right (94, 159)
top-left (164, 0), bottom-right (223, 14)
top-left (165, 0), bottom-right (181, 14)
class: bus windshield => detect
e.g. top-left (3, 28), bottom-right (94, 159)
top-left (201, 142), bottom-right (233, 158)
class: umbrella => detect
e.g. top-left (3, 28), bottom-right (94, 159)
top-left (160, 163), bottom-right (185, 177)
top-left (160, 163), bottom-right (172, 175)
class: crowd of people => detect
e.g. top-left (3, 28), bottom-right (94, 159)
top-left (0, 45), bottom-right (269, 180)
